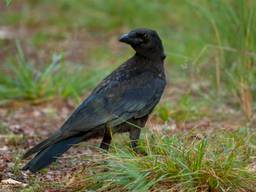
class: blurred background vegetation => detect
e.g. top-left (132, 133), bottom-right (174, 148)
top-left (1, 0), bottom-right (255, 121)
top-left (0, 0), bottom-right (255, 119)
top-left (0, 0), bottom-right (256, 191)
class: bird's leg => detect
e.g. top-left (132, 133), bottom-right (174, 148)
top-left (129, 126), bottom-right (141, 153)
top-left (129, 115), bottom-right (149, 154)
top-left (100, 127), bottom-right (112, 151)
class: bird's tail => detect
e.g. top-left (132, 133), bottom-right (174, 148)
top-left (22, 135), bottom-right (84, 173)
top-left (23, 132), bottom-right (62, 159)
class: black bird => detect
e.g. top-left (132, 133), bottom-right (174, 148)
top-left (22, 28), bottom-right (166, 172)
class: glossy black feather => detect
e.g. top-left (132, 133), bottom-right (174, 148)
top-left (22, 136), bottom-right (83, 172)
top-left (22, 28), bottom-right (166, 172)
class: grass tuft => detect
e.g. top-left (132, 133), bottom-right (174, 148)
top-left (0, 41), bottom-right (107, 104)
top-left (82, 128), bottom-right (256, 191)
top-left (189, 0), bottom-right (256, 120)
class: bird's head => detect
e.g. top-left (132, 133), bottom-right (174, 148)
top-left (119, 28), bottom-right (166, 60)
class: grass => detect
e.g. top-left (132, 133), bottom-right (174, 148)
top-left (155, 93), bottom-right (210, 123)
top-left (188, 0), bottom-right (256, 120)
top-left (52, 127), bottom-right (256, 192)
top-left (0, 41), bottom-right (108, 104)
top-left (0, 122), bottom-right (10, 134)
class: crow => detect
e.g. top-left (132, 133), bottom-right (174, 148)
top-left (22, 28), bottom-right (166, 172)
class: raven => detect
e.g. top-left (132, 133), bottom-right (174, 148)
top-left (22, 28), bottom-right (166, 172)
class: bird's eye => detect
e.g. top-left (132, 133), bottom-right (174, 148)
top-left (143, 33), bottom-right (150, 40)
top-left (135, 32), bottom-right (150, 44)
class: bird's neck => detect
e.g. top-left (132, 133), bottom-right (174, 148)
top-left (134, 52), bottom-right (166, 63)
top-left (132, 52), bottom-right (166, 76)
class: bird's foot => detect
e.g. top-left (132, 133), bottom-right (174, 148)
top-left (100, 142), bottom-right (110, 152)
top-left (132, 147), bottom-right (147, 156)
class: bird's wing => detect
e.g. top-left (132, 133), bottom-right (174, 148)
top-left (60, 71), bottom-right (165, 135)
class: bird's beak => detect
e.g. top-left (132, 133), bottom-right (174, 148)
top-left (119, 33), bottom-right (131, 44)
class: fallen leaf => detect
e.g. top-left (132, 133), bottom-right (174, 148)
top-left (1, 178), bottom-right (28, 187)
